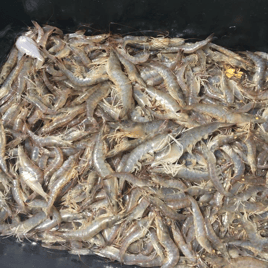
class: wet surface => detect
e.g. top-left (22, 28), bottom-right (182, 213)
top-left (0, 0), bottom-right (268, 267)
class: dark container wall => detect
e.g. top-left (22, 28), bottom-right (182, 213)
top-left (1, 0), bottom-right (268, 267)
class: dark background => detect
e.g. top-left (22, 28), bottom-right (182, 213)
top-left (0, 0), bottom-right (268, 267)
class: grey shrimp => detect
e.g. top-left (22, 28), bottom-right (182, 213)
top-left (106, 50), bottom-right (134, 118)
top-left (187, 195), bottom-right (214, 253)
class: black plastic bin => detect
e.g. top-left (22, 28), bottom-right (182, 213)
top-left (1, 0), bottom-right (268, 267)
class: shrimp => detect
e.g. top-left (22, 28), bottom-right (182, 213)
top-left (120, 214), bottom-right (154, 261)
top-left (185, 67), bottom-right (200, 105)
top-left (0, 47), bottom-right (18, 84)
top-left (116, 47), bottom-right (150, 64)
top-left (245, 131), bottom-right (257, 175)
top-left (146, 61), bottom-right (186, 107)
top-left (179, 34), bottom-right (213, 54)
top-left (145, 85), bottom-right (181, 113)
top-left (210, 43), bottom-right (252, 66)
top-left (27, 128), bottom-right (72, 148)
top-left (187, 195), bottom-right (214, 253)
top-left (106, 172), bottom-right (154, 188)
top-left (11, 178), bottom-right (26, 212)
top-left (70, 45), bottom-right (91, 68)
top-left (115, 49), bottom-right (146, 87)
top-left (1, 55), bottom-right (26, 92)
top-left (244, 51), bottom-right (266, 90)
top-left (39, 104), bottom-right (86, 134)
top-left (106, 50), bottom-right (134, 118)
top-left (124, 132), bottom-right (169, 172)
top-left (221, 145), bottom-right (245, 183)
top-left (202, 142), bottom-right (232, 197)
top-left (153, 122), bottom-right (232, 164)
top-left (171, 222), bottom-right (197, 263)
top-left (93, 127), bottom-right (118, 213)
top-left (56, 57), bottom-right (109, 87)
top-left (155, 215), bottom-right (180, 268)
top-left (86, 82), bottom-right (111, 126)
top-left (146, 195), bottom-right (186, 221)
top-left (46, 153), bottom-right (80, 216)
top-left (25, 94), bottom-right (56, 115)
top-left (18, 145), bottom-right (45, 185)
top-left (185, 103), bottom-right (264, 124)
top-left (56, 213), bottom-right (125, 241)
top-left (0, 120), bottom-right (10, 176)
top-left (11, 211), bottom-right (47, 237)
top-left (221, 72), bottom-right (234, 104)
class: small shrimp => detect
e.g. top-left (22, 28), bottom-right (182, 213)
top-left (27, 128), bottom-right (72, 148)
top-left (171, 222), bottom-right (197, 263)
top-left (145, 85), bottom-right (181, 113)
top-left (155, 215), bottom-right (180, 268)
top-left (106, 50), bottom-right (134, 118)
top-left (120, 215), bottom-right (154, 262)
top-left (0, 120), bottom-right (10, 176)
top-left (180, 34), bottom-right (214, 54)
top-left (244, 51), bottom-right (266, 90)
top-left (25, 94), bottom-right (56, 115)
top-left (115, 49), bottom-right (146, 87)
top-left (40, 104), bottom-right (86, 134)
top-left (202, 142), bottom-right (232, 197)
top-left (106, 172), bottom-right (154, 188)
top-left (221, 72), bottom-right (234, 104)
top-left (0, 47), bottom-right (18, 84)
top-left (1, 55), bottom-right (26, 92)
top-left (11, 211), bottom-right (47, 237)
top-left (185, 67), bottom-right (200, 105)
top-left (31, 21), bottom-right (44, 44)
top-left (208, 132), bottom-right (244, 152)
top-left (221, 145), bottom-right (245, 183)
top-left (13, 107), bottom-right (29, 132)
top-left (48, 36), bottom-right (65, 53)
top-left (245, 131), bottom-right (257, 175)
top-left (146, 61), bottom-right (186, 107)
top-left (154, 122), bottom-right (232, 164)
top-left (124, 132), bottom-right (169, 173)
top-left (17, 145), bottom-right (44, 183)
top-left (93, 127), bottom-right (118, 212)
top-left (86, 82), bottom-right (111, 126)
top-left (54, 57), bottom-right (109, 87)
top-left (11, 178), bottom-right (26, 212)
top-left (116, 47), bottom-right (149, 64)
top-left (151, 173), bottom-right (187, 190)
top-left (185, 103), bottom-right (264, 124)
top-left (209, 43), bottom-right (252, 66)
top-left (187, 195), bottom-right (214, 253)
top-left (71, 45), bottom-right (91, 68)
top-left (56, 213), bottom-right (125, 241)
top-left (46, 153), bottom-right (80, 215)
top-left (146, 195), bottom-right (186, 221)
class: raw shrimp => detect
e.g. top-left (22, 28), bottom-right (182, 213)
top-left (155, 214), bottom-right (180, 268)
top-left (0, 120), bottom-right (10, 176)
top-left (106, 50), bottom-right (134, 118)
top-left (0, 47), bottom-right (18, 84)
top-left (187, 195), bottom-right (214, 253)
top-left (146, 61), bottom-right (186, 106)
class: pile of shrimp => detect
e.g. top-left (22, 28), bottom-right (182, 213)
top-left (1, 21), bottom-right (268, 268)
